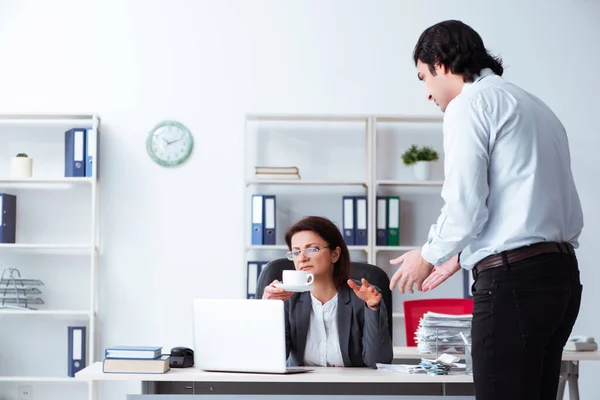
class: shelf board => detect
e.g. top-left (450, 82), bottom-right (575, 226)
top-left (0, 178), bottom-right (93, 188)
top-left (247, 245), bottom-right (288, 251)
top-left (245, 114), bottom-right (443, 123)
top-left (376, 180), bottom-right (443, 187)
top-left (0, 309), bottom-right (92, 317)
top-left (0, 113), bottom-right (97, 124)
top-left (0, 376), bottom-right (84, 382)
top-left (375, 246), bottom-right (420, 252)
top-left (0, 244), bottom-right (94, 252)
top-left (247, 180), bottom-right (367, 186)
top-left (246, 114), bottom-right (369, 122)
top-left (374, 115), bottom-right (443, 123)
top-left (348, 246), bottom-right (368, 252)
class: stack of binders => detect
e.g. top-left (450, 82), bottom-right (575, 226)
top-left (375, 196), bottom-right (400, 246)
top-left (341, 196), bottom-right (368, 246)
top-left (251, 194), bottom-right (276, 245)
top-left (102, 346), bottom-right (170, 374)
top-left (64, 127), bottom-right (97, 178)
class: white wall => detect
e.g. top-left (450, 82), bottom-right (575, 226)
top-left (0, 0), bottom-right (598, 399)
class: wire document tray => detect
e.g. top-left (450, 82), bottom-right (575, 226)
top-left (0, 268), bottom-right (45, 310)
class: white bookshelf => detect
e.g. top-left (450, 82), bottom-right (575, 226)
top-left (0, 114), bottom-right (100, 400)
top-left (244, 114), bottom-right (457, 346)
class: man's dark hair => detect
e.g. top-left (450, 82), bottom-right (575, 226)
top-left (413, 20), bottom-right (503, 83)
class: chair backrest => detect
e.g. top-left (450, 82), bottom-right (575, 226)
top-left (402, 298), bottom-right (474, 347)
top-left (256, 258), bottom-right (393, 338)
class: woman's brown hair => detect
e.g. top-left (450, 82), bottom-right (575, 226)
top-left (284, 216), bottom-right (350, 290)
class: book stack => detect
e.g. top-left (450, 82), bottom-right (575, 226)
top-left (254, 166), bottom-right (300, 180)
top-left (414, 312), bottom-right (472, 354)
top-left (102, 346), bottom-right (170, 374)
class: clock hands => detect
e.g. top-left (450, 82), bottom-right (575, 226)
top-left (165, 136), bottom-right (183, 145)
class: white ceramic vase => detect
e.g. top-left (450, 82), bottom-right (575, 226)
top-left (11, 157), bottom-right (33, 179)
top-left (413, 161), bottom-right (432, 181)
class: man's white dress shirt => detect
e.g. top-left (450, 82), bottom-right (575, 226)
top-left (303, 293), bottom-right (345, 367)
top-left (421, 68), bottom-right (584, 270)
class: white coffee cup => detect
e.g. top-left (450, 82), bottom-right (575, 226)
top-left (283, 270), bottom-right (314, 286)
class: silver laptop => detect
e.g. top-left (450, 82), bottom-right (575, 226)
top-left (192, 298), bottom-right (313, 374)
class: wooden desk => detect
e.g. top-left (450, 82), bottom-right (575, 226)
top-left (75, 362), bottom-right (473, 396)
top-left (75, 349), bottom-right (600, 398)
top-left (393, 346), bottom-right (600, 400)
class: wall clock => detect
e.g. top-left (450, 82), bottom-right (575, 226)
top-left (146, 120), bottom-right (194, 167)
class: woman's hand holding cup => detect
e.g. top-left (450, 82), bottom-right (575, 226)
top-left (262, 279), bottom-right (294, 301)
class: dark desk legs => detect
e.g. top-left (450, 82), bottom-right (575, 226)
top-left (557, 361), bottom-right (579, 400)
top-left (142, 381), bottom-right (194, 394)
top-left (141, 382), bottom-right (154, 394)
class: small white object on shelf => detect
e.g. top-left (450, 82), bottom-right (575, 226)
top-left (413, 161), bottom-right (432, 181)
top-left (11, 153), bottom-right (33, 179)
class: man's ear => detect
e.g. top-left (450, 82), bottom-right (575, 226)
top-left (437, 63), bottom-right (451, 75)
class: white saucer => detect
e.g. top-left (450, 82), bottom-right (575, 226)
top-left (274, 283), bottom-right (314, 292)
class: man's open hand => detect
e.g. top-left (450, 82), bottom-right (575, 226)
top-left (421, 255), bottom-right (462, 292)
top-left (389, 249), bottom-right (434, 294)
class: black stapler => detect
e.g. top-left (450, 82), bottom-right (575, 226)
top-left (169, 346), bottom-right (194, 368)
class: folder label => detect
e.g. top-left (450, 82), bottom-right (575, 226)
top-left (251, 195), bottom-right (264, 245)
top-left (342, 196), bottom-right (355, 245)
top-left (355, 196), bottom-right (367, 245)
top-left (387, 197), bottom-right (400, 246)
top-left (74, 130), bottom-right (84, 161)
top-left (247, 262), bottom-right (259, 299)
top-left (263, 196), bottom-right (276, 245)
top-left (85, 128), bottom-right (97, 177)
top-left (376, 197), bottom-right (387, 246)
top-left (73, 329), bottom-right (82, 360)
top-left (68, 326), bottom-right (86, 377)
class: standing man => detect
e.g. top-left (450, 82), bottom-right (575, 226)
top-left (389, 20), bottom-right (584, 400)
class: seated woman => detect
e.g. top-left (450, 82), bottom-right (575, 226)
top-left (262, 215), bottom-right (393, 368)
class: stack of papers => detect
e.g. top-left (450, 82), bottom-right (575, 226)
top-left (377, 354), bottom-right (466, 375)
top-left (415, 312), bottom-right (472, 354)
top-left (564, 336), bottom-right (598, 351)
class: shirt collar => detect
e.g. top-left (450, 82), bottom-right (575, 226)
top-left (311, 292), bottom-right (338, 309)
top-left (461, 67), bottom-right (494, 93)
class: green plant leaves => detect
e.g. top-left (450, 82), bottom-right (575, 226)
top-left (400, 145), bottom-right (438, 166)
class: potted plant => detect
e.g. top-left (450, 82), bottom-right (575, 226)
top-left (401, 145), bottom-right (439, 180)
top-left (11, 153), bottom-right (33, 179)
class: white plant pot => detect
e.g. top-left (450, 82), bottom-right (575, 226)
top-left (413, 161), bottom-right (432, 181)
top-left (11, 157), bottom-right (33, 179)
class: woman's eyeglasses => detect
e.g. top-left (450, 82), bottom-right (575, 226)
top-left (286, 246), bottom-right (330, 261)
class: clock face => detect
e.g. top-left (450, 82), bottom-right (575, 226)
top-left (146, 120), bottom-right (193, 167)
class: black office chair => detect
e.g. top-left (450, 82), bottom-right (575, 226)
top-left (256, 258), bottom-right (393, 338)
